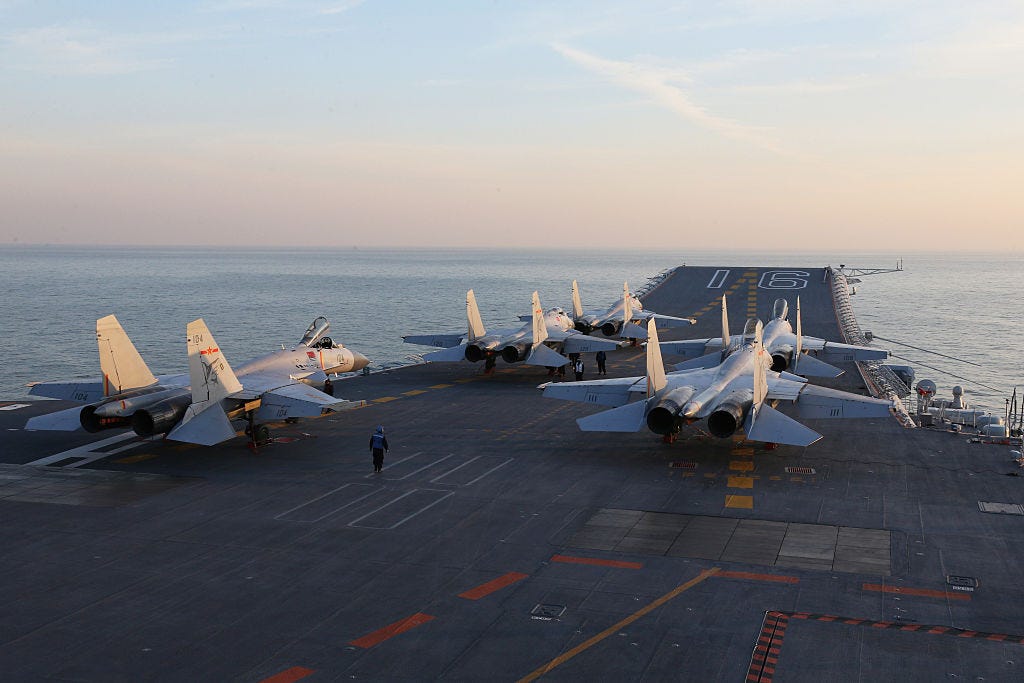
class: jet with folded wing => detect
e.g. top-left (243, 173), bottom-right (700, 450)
top-left (660, 296), bottom-right (889, 377)
top-left (403, 290), bottom-right (621, 368)
top-left (26, 315), bottom-right (370, 446)
top-left (569, 280), bottom-right (696, 339)
top-left (542, 318), bottom-right (894, 447)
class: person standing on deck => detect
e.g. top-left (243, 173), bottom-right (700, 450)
top-left (369, 425), bottom-right (389, 473)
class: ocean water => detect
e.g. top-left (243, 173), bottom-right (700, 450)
top-left (1, 246), bottom-right (1020, 412)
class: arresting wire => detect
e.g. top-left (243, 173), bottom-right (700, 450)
top-left (870, 334), bottom-right (983, 367)
top-left (889, 353), bottom-right (1003, 393)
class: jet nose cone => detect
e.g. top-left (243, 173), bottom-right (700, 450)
top-left (351, 350), bottom-right (371, 372)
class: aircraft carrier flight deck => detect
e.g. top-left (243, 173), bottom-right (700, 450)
top-left (2, 266), bottom-right (1022, 682)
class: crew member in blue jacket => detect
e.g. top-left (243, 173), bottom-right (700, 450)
top-left (369, 425), bottom-right (389, 473)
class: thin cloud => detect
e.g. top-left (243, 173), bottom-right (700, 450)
top-left (3, 26), bottom-right (172, 75)
top-left (552, 43), bottom-right (785, 154)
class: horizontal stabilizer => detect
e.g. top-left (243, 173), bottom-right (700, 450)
top-left (660, 339), bottom-right (718, 359)
top-left (402, 333), bottom-right (465, 349)
top-left (621, 322), bottom-right (649, 339)
top-left (673, 353), bottom-right (723, 372)
top-left (525, 343), bottom-right (569, 367)
top-left (562, 334), bottom-right (621, 354)
top-left (166, 405), bottom-right (236, 446)
top-left (577, 400), bottom-right (648, 432)
top-left (423, 344), bottom-right (469, 362)
top-left (255, 382), bottom-right (360, 420)
top-left (28, 381), bottom-right (106, 403)
top-left (793, 354), bottom-right (843, 378)
top-left (745, 404), bottom-right (822, 447)
top-left (25, 405), bottom-right (85, 431)
top-left (542, 376), bottom-right (637, 407)
top-left (795, 385), bottom-right (895, 419)
top-left (650, 313), bottom-right (697, 327)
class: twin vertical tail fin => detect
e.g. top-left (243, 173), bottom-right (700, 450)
top-left (571, 280), bottom-right (584, 321)
top-left (645, 319), bottom-right (667, 397)
top-left (96, 315), bottom-right (157, 396)
top-left (466, 290), bottom-right (486, 342)
top-left (167, 318), bottom-right (243, 445)
top-left (721, 295), bottom-right (731, 349)
top-left (530, 291), bottom-right (548, 345)
top-left (793, 296), bottom-right (803, 373)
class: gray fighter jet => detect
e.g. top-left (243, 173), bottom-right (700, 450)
top-left (403, 290), bottom-right (621, 369)
top-left (25, 315), bottom-right (369, 445)
top-left (542, 318), bottom-right (894, 447)
top-left (570, 280), bottom-right (696, 338)
top-left (661, 296), bottom-right (888, 377)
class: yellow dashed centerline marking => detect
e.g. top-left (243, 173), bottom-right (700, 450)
top-left (372, 396), bottom-right (400, 403)
top-left (729, 460), bottom-right (754, 472)
top-left (402, 390), bottom-right (428, 397)
top-left (731, 447), bottom-right (754, 456)
top-left (113, 453), bottom-right (158, 464)
top-left (429, 384), bottom-right (453, 389)
top-left (727, 476), bottom-right (754, 489)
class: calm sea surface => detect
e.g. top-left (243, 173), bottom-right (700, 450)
top-left (1, 246), bottom-right (1020, 412)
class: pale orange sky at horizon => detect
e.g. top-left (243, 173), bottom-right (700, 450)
top-left (2, 2), bottom-right (1022, 251)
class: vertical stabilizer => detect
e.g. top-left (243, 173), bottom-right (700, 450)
top-left (793, 296), bottom-right (803, 373)
top-left (721, 295), bottom-right (731, 348)
top-left (531, 291), bottom-right (548, 345)
top-left (622, 282), bottom-right (633, 329)
top-left (96, 315), bottom-right (157, 396)
top-left (185, 318), bottom-right (243, 405)
top-left (645, 319), bottom-right (667, 396)
top-left (753, 320), bottom-right (767, 407)
top-left (571, 280), bottom-right (584, 320)
top-left (466, 290), bottom-right (486, 342)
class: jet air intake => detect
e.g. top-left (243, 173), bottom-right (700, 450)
top-left (646, 387), bottom-right (697, 435)
top-left (707, 389), bottom-right (754, 439)
top-left (500, 342), bottom-right (530, 363)
top-left (131, 394), bottom-right (193, 437)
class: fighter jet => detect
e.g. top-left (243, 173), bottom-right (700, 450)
top-left (542, 318), bottom-right (894, 447)
top-left (661, 296), bottom-right (888, 377)
top-left (569, 281), bottom-right (696, 339)
top-left (403, 290), bottom-right (621, 368)
top-left (25, 315), bottom-right (370, 445)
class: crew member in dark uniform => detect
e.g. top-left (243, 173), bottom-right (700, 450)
top-left (323, 377), bottom-right (334, 396)
top-left (369, 425), bottom-right (389, 473)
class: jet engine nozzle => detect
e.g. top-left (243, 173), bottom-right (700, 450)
top-left (646, 387), bottom-right (696, 435)
top-left (464, 345), bottom-right (486, 363)
top-left (707, 390), bottom-right (753, 439)
top-left (500, 342), bottom-right (530, 363)
top-left (131, 395), bottom-right (193, 437)
top-left (600, 320), bottom-right (623, 337)
top-left (79, 405), bottom-right (131, 433)
top-left (770, 344), bottom-right (794, 372)
top-left (574, 321), bottom-right (593, 334)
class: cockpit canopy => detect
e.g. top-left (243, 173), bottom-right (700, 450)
top-left (300, 316), bottom-right (331, 347)
top-left (741, 318), bottom-right (763, 346)
top-left (772, 298), bottom-right (788, 321)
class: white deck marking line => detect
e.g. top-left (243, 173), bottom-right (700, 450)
top-left (429, 455), bottom-right (480, 483)
top-left (26, 431), bottom-right (141, 467)
top-left (347, 489), bottom-right (455, 530)
top-left (381, 453), bottom-right (455, 481)
top-left (462, 457), bottom-right (514, 486)
top-left (362, 451), bottom-right (423, 479)
top-left (707, 269), bottom-right (730, 289)
top-left (274, 483), bottom-right (380, 522)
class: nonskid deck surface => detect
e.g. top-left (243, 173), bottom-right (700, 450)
top-left (2, 266), bottom-right (1022, 681)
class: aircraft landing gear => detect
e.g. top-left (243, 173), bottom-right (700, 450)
top-left (244, 412), bottom-right (272, 452)
top-left (484, 357), bottom-right (496, 375)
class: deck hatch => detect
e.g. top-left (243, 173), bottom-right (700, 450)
top-left (785, 466), bottom-right (817, 475)
top-left (531, 604), bottom-right (566, 620)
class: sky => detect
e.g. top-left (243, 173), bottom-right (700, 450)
top-left (1, 1), bottom-right (1022, 250)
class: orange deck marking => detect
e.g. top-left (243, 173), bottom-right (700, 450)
top-left (863, 583), bottom-right (971, 601)
top-left (429, 383), bottom-right (453, 389)
top-left (517, 568), bottom-right (719, 682)
top-left (551, 554), bottom-right (642, 570)
top-left (371, 396), bottom-right (399, 403)
top-left (258, 666), bottom-right (315, 683)
top-left (401, 389), bottom-right (428, 396)
top-left (459, 572), bottom-right (529, 600)
top-left (718, 571), bottom-right (799, 584)
top-left (350, 612), bottom-right (435, 649)
top-left (725, 495), bottom-right (754, 509)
